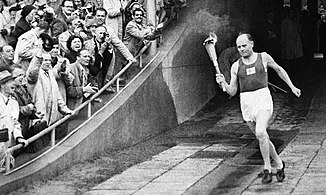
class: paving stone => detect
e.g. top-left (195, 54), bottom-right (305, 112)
top-left (296, 174), bottom-right (326, 189)
top-left (86, 189), bottom-right (136, 195)
top-left (203, 143), bottom-right (240, 152)
top-left (92, 181), bottom-right (148, 190)
top-left (133, 159), bottom-right (182, 170)
top-left (292, 189), bottom-right (326, 195)
top-left (138, 181), bottom-right (193, 192)
top-left (152, 171), bottom-right (202, 183)
top-left (133, 188), bottom-right (185, 195)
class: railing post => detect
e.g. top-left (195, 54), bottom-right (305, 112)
top-left (139, 55), bottom-right (143, 68)
top-left (146, 0), bottom-right (157, 56)
top-left (5, 150), bottom-right (11, 172)
top-left (87, 103), bottom-right (92, 117)
top-left (51, 128), bottom-right (55, 146)
top-left (116, 78), bottom-right (120, 92)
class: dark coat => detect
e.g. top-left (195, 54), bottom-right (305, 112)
top-left (13, 85), bottom-right (38, 137)
top-left (11, 18), bottom-right (31, 47)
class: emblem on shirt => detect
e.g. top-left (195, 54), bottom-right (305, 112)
top-left (246, 67), bottom-right (256, 75)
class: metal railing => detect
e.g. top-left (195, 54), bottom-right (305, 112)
top-left (4, 43), bottom-right (154, 173)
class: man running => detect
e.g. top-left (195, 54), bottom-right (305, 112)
top-left (216, 32), bottom-right (301, 183)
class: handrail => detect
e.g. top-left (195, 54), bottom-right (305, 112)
top-left (3, 52), bottom-right (160, 176)
top-left (4, 42), bottom-right (153, 173)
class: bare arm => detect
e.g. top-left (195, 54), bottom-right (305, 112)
top-left (263, 52), bottom-right (301, 97)
top-left (216, 61), bottom-right (239, 96)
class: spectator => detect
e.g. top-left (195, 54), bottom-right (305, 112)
top-left (50, 38), bottom-right (73, 103)
top-left (125, 2), bottom-right (150, 26)
top-left (255, 11), bottom-right (281, 62)
top-left (280, 8), bottom-right (303, 62)
top-left (73, 0), bottom-right (84, 10)
top-left (7, 5), bottom-right (20, 36)
top-left (11, 68), bottom-right (43, 138)
top-left (0, 44), bottom-right (15, 71)
top-left (104, 0), bottom-right (128, 39)
top-left (43, 7), bottom-right (68, 37)
top-left (66, 49), bottom-right (97, 110)
top-left (64, 35), bottom-right (84, 63)
top-left (0, 0), bottom-right (11, 47)
top-left (56, 0), bottom-right (75, 26)
top-left (14, 21), bottom-right (48, 71)
top-left (78, 1), bottom-right (94, 20)
top-left (25, 51), bottom-right (73, 127)
top-left (84, 17), bottom-right (97, 39)
top-left (94, 7), bottom-right (106, 26)
top-left (123, 8), bottom-right (159, 56)
top-left (11, 5), bottom-right (36, 47)
top-left (85, 25), bottom-right (135, 90)
top-left (0, 70), bottom-right (28, 156)
top-left (58, 18), bottom-right (87, 54)
top-left (156, 0), bottom-right (167, 25)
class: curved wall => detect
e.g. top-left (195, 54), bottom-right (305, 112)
top-left (0, 0), bottom-right (265, 193)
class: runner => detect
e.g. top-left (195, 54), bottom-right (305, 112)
top-left (216, 32), bottom-right (301, 183)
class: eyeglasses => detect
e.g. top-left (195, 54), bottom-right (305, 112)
top-left (135, 14), bottom-right (143, 16)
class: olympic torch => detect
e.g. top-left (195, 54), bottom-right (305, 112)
top-left (203, 32), bottom-right (226, 91)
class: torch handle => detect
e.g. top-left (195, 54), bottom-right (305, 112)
top-left (212, 60), bottom-right (226, 91)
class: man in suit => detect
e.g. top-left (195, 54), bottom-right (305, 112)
top-left (66, 49), bottom-right (97, 110)
top-left (84, 25), bottom-right (136, 92)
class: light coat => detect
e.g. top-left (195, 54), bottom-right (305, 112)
top-left (26, 56), bottom-right (71, 125)
top-left (103, 0), bottom-right (128, 39)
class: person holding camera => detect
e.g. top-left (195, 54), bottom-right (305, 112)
top-left (11, 5), bottom-right (36, 47)
top-left (43, 7), bottom-right (68, 37)
top-left (14, 20), bottom-right (49, 71)
top-left (56, 0), bottom-right (76, 27)
top-left (84, 25), bottom-right (136, 91)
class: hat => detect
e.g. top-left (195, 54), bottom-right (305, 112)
top-left (0, 70), bottom-right (14, 84)
top-left (21, 5), bottom-right (36, 17)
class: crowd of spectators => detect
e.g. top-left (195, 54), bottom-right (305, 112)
top-left (0, 0), bottom-right (187, 170)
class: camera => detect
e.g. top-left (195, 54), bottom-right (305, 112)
top-left (101, 32), bottom-right (109, 42)
top-left (40, 33), bottom-right (54, 52)
top-left (79, 5), bottom-right (94, 20)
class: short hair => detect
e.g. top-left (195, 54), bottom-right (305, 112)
top-left (238, 31), bottom-right (254, 42)
top-left (77, 49), bottom-right (89, 57)
top-left (66, 35), bottom-right (84, 52)
top-left (61, 0), bottom-right (76, 9)
top-left (95, 24), bottom-right (107, 31)
top-left (0, 45), bottom-right (13, 53)
top-left (96, 7), bottom-right (107, 16)
top-left (132, 7), bottom-right (144, 16)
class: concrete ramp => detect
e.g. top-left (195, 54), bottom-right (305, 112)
top-left (0, 0), bottom-right (263, 193)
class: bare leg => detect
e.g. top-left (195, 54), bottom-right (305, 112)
top-left (247, 120), bottom-right (283, 169)
top-left (247, 110), bottom-right (271, 171)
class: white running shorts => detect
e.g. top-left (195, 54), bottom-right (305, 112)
top-left (239, 87), bottom-right (273, 122)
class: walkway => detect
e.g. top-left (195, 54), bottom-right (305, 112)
top-left (86, 62), bottom-right (326, 195)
